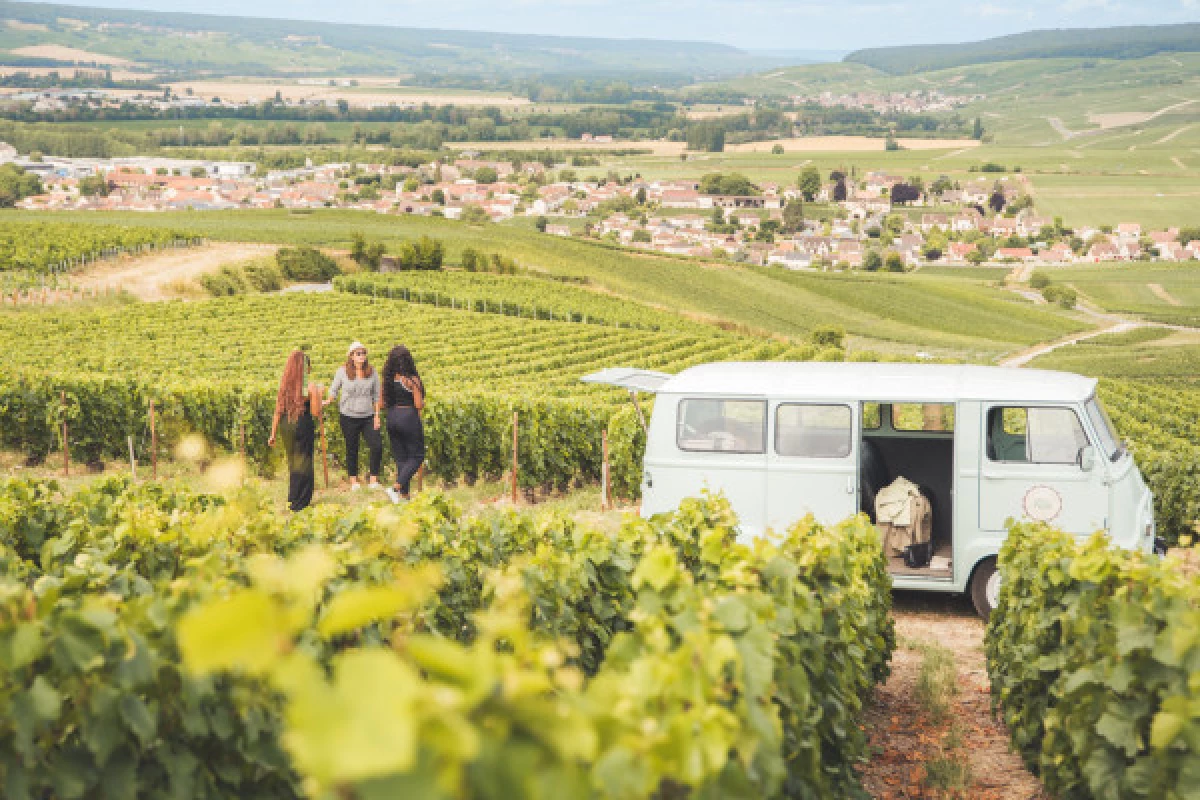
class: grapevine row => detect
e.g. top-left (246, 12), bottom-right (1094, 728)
top-left (0, 477), bottom-right (895, 799)
top-left (986, 521), bottom-right (1199, 798)
top-left (333, 271), bottom-right (713, 332)
top-left (0, 220), bottom-right (202, 274)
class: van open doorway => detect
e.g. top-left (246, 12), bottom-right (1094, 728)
top-left (860, 402), bottom-right (955, 580)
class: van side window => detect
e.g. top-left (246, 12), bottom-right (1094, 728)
top-left (677, 399), bottom-right (766, 453)
top-left (987, 407), bottom-right (1090, 465)
top-left (776, 404), bottom-right (852, 458)
top-left (892, 403), bottom-right (955, 432)
top-left (862, 402), bottom-right (881, 430)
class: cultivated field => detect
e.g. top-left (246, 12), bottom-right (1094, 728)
top-left (165, 81), bottom-right (530, 107)
top-left (3, 211), bottom-right (1086, 359)
top-left (7, 43), bottom-right (138, 65)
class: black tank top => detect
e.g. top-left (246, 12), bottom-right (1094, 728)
top-left (391, 376), bottom-right (421, 408)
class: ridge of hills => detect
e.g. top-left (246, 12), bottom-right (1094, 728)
top-left (845, 22), bottom-right (1200, 74)
top-left (0, 0), bottom-right (779, 80)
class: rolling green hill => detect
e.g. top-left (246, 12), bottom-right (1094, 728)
top-left (0, 0), bottom-right (776, 81)
top-left (845, 23), bottom-right (1200, 74)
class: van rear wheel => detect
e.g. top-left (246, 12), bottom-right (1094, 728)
top-left (970, 558), bottom-right (1000, 620)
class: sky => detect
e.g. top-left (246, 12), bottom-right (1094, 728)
top-left (27, 0), bottom-right (1200, 51)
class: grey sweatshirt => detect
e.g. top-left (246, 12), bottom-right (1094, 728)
top-left (327, 366), bottom-right (381, 418)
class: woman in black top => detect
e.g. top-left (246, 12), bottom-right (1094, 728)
top-left (267, 349), bottom-right (321, 512)
top-left (381, 344), bottom-right (425, 504)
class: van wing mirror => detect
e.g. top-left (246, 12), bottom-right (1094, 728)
top-left (1078, 445), bottom-right (1096, 472)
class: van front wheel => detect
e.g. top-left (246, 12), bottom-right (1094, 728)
top-left (969, 558), bottom-right (1000, 620)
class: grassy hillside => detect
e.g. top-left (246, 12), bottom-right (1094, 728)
top-left (2, 209), bottom-right (1087, 359)
top-left (1042, 263), bottom-right (1200, 327)
top-left (1030, 329), bottom-right (1200, 386)
top-left (0, 0), bottom-right (773, 80)
top-left (845, 23), bottom-right (1200, 74)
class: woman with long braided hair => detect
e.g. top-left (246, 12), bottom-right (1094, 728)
top-left (268, 349), bottom-right (321, 511)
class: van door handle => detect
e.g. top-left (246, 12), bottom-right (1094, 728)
top-left (846, 476), bottom-right (856, 494)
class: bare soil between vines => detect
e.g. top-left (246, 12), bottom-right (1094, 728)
top-left (862, 592), bottom-right (1048, 800)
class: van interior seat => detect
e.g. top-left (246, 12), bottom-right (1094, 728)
top-left (859, 439), bottom-right (889, 519)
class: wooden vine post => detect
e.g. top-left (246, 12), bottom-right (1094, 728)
top-left (318, 411), bottom-right (330, 489)
top-left (60, 391), bottom-right (69, 477)
top-left (601, 428), bottom-right (610, 511)
top-left (149, 400), bottom-right (158, 480)
top-left (511, 410), bottom-right (519, 505)
top-left (127, 435), bottom-right (137, 481)
top-left (239, 421), bottom-right (246, 460)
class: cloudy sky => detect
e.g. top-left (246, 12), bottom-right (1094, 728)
top-left (40, 0), bottom-right (1200, 50)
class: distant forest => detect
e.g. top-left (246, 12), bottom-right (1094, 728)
top-left (846, 23), bottom-right (1200, 74)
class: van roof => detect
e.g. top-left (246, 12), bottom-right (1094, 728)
top-left (659, 362), bottom-right (1097, 404)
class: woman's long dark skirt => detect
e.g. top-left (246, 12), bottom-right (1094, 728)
top-left (280, 410), bottom-right (315, 511)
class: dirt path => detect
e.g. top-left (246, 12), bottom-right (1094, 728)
top-left (999, 319), bottom-right (1141, 368)
top-left (1148, 283), bottom-right (1183, 306)
top-left (861, 594), bottom-right (1049, 800)
top-left (76, 242), bottom-right (277, 300)
top-left (1158, 124), bottom-right (1194, 144)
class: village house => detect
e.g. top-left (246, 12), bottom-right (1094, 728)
top-left (945, 242), bottom-right (978, 262)
top-left (1037, 243), bottom-right (1075, 263)
top-left (996, 247), bottom-right (1035, 263)
top-left (1116, 223), bottom-right (1143, 240)
top-left (1087, 240), bottom-right (1120, 262)
top-left (920, 213), bottom-right (950, 232)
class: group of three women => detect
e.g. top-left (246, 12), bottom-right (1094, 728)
top-left (268, 343), bottom-right (425, 511)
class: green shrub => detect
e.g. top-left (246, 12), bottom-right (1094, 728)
top-left (276, 247), bottom-right (340, 282)
top-left (1029, 270), bottom-right (1051, 289)
top-left (242, 259), bottom-right (285, 292)
top-left (1042, 284), bottom-right (1077, 308)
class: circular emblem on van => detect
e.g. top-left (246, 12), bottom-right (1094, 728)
top-left (1023, 485), bottom-right (1063, 522)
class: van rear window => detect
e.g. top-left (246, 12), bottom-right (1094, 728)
top-left (677, 399), bottom-right (765, 453)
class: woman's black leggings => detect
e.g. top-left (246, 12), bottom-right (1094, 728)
top-left (386, 406), bottom-right (424, 495)
top-left (339, 413), bottom-right (382, 478)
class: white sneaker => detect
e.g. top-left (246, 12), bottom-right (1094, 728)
top-left (350, 483), bottom-right (362, 492)
top-left (367, 481), bottom-right (382, 490)
top-left (386, 487), bottom-right (401, 505)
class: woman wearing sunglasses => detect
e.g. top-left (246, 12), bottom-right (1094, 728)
top-left (268, 349), bottom-right (322, 512)
top-left (325, 341), bottom-right (383, 491)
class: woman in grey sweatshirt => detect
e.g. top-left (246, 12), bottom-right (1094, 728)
top-left (324, 341), bottom-right (383, 490)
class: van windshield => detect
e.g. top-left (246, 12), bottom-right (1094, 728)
top-left (1085, 396), bottom-right (1123, 462)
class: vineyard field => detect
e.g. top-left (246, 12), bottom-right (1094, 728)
top-left (1042, 263), bottom-right (1200, 328)
top-left (1031, 334), bottom-right (1200, 386)
top-left (333, 272), bottom-right (715, 332)
top-left (2, 210), bottom-right (1086, 357)
top-left (0, 292), bottom-right (817, 398)
top-left (0, 220), bottom-right (200, 274)
top-left (0, 480), bottom-right (895, 799)
top-left (0, 292), bottom-right (823, 492)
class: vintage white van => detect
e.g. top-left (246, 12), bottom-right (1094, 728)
top-left (584, 362), bottom-right (1157, 617)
